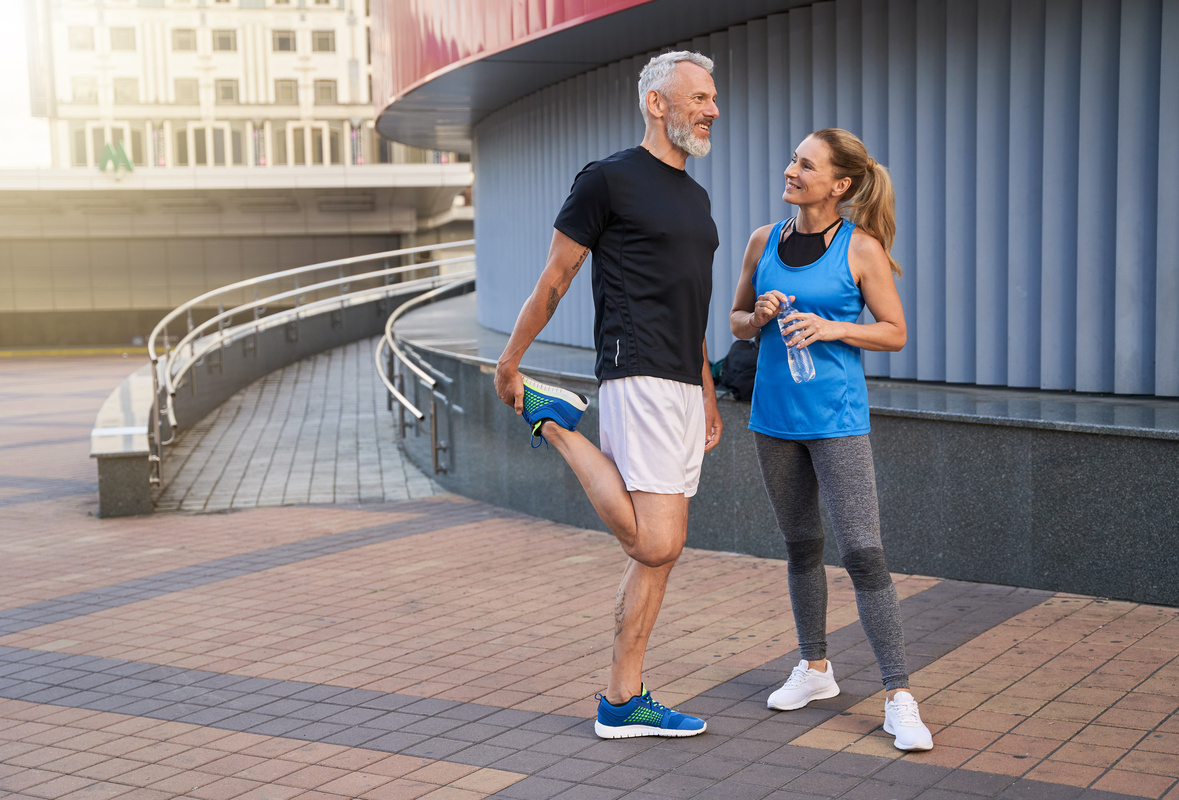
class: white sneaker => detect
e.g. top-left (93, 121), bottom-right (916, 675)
top-left (883, 690), bottom-right (933, 751)
top-left (767, 659), bottom-right (841, 710)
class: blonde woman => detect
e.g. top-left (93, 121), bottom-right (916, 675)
top-left (729, 128), bottom-right (931, 751)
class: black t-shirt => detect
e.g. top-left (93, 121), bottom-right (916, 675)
top-left (554, 147), bottom-right (719, 385)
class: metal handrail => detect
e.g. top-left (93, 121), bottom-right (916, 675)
top-left (162, 256), bottom-right (472, 400)
top-left (147, 239), bottom-right (474, 486)
top-left (375, 275), bottom-right (476, 474)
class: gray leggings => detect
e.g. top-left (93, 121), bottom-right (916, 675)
top-left (754, 432), bottom-right (909, 691)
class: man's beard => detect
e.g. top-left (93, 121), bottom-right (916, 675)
top-left (668, 110), bottom-right (711, 158)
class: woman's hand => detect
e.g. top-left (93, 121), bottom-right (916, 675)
top-left (780, 308), bottom-right (845, 348)
top-left (751, 290), bottom-right (789, 330)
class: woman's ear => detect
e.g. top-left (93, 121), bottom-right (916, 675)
top-left (831, 176), bottom-right (853, 199)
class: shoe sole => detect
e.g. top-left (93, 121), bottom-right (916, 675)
top-left (594, 721), bottom-right (707, 739)
top-left (883, 720), bottom-right (933, 751)
top-left (767, 683), bottom-right (840, 711)
top-left (521, 376), bottom-right (589, 411)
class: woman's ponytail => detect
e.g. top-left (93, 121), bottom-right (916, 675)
top-left (810, 129), bottom-right (902, 277)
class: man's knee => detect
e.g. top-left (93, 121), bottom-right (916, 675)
top-left (630, 536), bottom-right (684, 568)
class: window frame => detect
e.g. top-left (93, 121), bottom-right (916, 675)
top-left (71, 77), bottom-right (98, 104)
top-left (171, 28), bottom-right (197, 51)
top-left (110, 27), bottom-right (137, 51)
top-left (274, 79), bottom-right (299, 105)
top-left (112, 78), bottom-right (140, 105)
top-left (313, 79), bottom-right (337, 105)
top-left (212, 29), bottom-right (237, 52)
top-left (272, 30), bottom-right (296, 52)
top-left (214, 78), bottom-right (240, 104)
top-left (311, 30), bottom-right (335, 52)
top-left (68, 27), bottom-right (95, 51)
top-left (174, 78), bottom-right (200, 104)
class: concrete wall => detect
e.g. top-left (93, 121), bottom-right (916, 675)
top-left (0, 233), bottom-right (400, 346)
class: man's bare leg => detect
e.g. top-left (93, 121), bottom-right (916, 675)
top-left (539, 422), bottom-right (690, 703)
top-left (605, 492), bottom-right (688, 703)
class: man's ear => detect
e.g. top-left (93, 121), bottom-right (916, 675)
top-left (645, 89), bottom-right (665, 120)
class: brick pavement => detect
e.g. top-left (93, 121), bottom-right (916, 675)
top-left (1, 351), bottom-right (1178, 799)
top-left (155, 339), bottom-right (442, 512)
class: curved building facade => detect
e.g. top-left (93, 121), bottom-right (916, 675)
top-left (375, 0), bottom-right (1178, 397)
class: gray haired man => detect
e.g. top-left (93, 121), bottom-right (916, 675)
top-left (494, 51), bottom-right (723, 738)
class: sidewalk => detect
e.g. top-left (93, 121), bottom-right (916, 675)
top-left (1, 350), bottom-right (1177, 800)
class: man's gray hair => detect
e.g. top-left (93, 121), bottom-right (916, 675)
top-left (637, 51), bottom-right (714, 122)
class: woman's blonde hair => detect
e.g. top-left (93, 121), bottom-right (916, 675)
top-left (810, 128), bottom-right (902, 276)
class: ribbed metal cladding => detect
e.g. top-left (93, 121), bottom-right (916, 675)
top-left (472, 0), bottom-right (1176, 396)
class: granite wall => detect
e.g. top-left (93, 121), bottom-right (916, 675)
top-left (397, 350), bottom-right (1179, 607)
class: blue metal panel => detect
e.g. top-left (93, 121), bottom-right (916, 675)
top-left (859, 0), bottom-right (891, 378)
top-left (746, 18), bottom-right (771, 235)
top-left (835, 0), bottom-right (863, 137)
top-left (1157, 0), bottom-right (1179, 397)
top-left (944, 0), bottom-right (978, 383)
top-left (469, 0), bottom-right (1172, 396)
top-left (766, 14), bottom-right (790, 227)
top-left (812, 2), bottom-right (837, 127)
top-left (1075, 0), bottom-right (1120, 393)
top-left (789, 5), bottom-right (814, 155)
top-left (974, 0), bottom-right (1011, 386)
top-left (1115, 0), bottom-right (1161, 394)
top-left (1006, 0), bottom-right (1045, 388)
top-left (915, 0), bottom-right (946, 382)
top-left (888, 0), bottom-right (917, 378)
top-left (723, 27), bottom-right (749, 354)
top-left (709, 30), bottom-right (732, 357)
top-left (1040, 0), bottom-right (1082, 391)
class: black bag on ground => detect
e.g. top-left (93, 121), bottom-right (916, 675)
top-left (717, 338), bottom-right (758, 401)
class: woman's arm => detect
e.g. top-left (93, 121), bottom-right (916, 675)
top-left (730, 225), bottom-right (782, 340)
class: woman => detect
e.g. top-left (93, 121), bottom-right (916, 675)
top-left (728, 128), bottom-right (932, 751)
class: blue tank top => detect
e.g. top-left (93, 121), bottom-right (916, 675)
top-left (748, 218), bottom-right (871, 440)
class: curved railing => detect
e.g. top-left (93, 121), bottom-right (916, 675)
top-left (147, 239), bottom-right (475, 486)
top-left (375, 275), bottom-right (475, 474)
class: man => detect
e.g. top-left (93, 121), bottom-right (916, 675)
top-left (493, 51), bottom-right (723, 739)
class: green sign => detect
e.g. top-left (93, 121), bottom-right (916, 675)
top-left (98, 141), bottom-right (134, 173)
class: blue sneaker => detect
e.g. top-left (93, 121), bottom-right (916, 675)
top-left (594, 686), bottom-right (706, 739)
top-left (521, 375), bottom-right (588, 448)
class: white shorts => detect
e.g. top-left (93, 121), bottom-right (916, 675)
top-left (598, 375), bottom-right (706, 498)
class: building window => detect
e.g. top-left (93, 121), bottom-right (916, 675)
top-left (110, 27), bottom-right (136, 51)
top-left (72, 77), bottom-right (97, 103)
top-left (68, 27), bottom-right (94, 50)
top-left (313, 80), bottom-right (336, 105)
top-left (175, 78), bottom-right (199, 104)
top-left (172, 29), bottom-right (197, 51)
top-left (72, 128), bottom-right (88, 166)
top-left (113, 78), bottom-right (139, 104)
top-left (311, 31), bottom-right (335, 52)
top-left (275, 79), bottom-right (298, 104)
top-left (215, 79), bottom-right (239, 104)
top-left (272, 30), bottom-right (295, 52)
top-left (174, 128), bottom-right (189, 166)
top-left (314, 0), bottom-right (331, 5)
top-left (212, 30), bottom-right (237, 51)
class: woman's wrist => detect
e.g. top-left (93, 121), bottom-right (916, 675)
top-left (748, 311), bottom-right (763, 330)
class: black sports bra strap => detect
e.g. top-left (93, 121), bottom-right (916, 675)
top-left (784, 216), bottom-right (842, 237)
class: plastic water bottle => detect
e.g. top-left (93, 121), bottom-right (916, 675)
top-left (777, 299), bottom-right (815, 383)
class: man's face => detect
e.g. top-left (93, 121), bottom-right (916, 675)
top-left (663, 63), bottom-right (719, 158)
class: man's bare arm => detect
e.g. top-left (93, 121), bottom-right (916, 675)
top-left (494, 229), bottom-right (590, 413)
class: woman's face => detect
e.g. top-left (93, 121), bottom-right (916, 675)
top-left (782, 136), bottom-right (846, 206)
